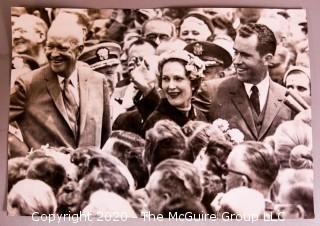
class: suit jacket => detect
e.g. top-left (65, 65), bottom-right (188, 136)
top-left (195, 76), bottom-right (293, 141)
top-left (10, 62), bottom-right (111, 149)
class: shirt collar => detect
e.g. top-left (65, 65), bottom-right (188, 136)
top-left (243, 73), bottom-right (270, 96)
top-left (57, 68), bottom-right (78, 88)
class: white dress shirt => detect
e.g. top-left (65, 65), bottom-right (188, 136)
top-left (244, 75), bottom-right (270, 112)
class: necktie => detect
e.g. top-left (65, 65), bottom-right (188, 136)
top-left (63, 78), bottom-right (79, 137)
top-left (250, 85), bottom-right (260, 115)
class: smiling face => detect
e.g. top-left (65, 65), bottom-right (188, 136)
top-left (45, 30), bottom-right (83, 77)
top-left (161, 60), bottom-right (193, 109)
top-left (179, 17), bottom-right (212, 44)
top-left (12, 19), bottom-right (42, 55)
top-left (233, 34), bottom-right (269, 84)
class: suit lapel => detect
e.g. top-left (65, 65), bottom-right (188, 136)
top-left (78, 64), bottom-right (89, 137)
top-left (230, 81), bottom-right (258, 139)
top-left (258, 80), bottom-right (284, 140)
top-left (45, 67), bottom-right (71, 128)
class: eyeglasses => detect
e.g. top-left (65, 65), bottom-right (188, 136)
top-left (220, 163), bottom-right (253, 184)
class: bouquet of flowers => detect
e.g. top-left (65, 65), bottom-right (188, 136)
top-left (212, 118), bottom-right (244, 144)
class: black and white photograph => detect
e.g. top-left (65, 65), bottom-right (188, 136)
top-left (7, 6), bottom-right (313, 220)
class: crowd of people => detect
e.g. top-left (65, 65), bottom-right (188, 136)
top-left (8, 7), bottom-right (313, 219)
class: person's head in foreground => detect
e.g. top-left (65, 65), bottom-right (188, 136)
top-left (224, 141), bottom-right (279, 198)
top-left (7, 179), bottom-right (57, 216)
top-left (144, 119), bottom-right (188, 173)
top-left (272, 120), bottom-right (312, 168)
top-left (82, 190), bottom-right (137, 217)
top-left (271, 169), bottom-right (314, 219)
top-left (212, 186), bottom-right (265, 219)
top-left (145, 159), bottom-right (203, 214)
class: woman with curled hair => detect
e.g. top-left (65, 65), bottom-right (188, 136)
top-left (102, 130), bottom-right (148, 188)
top-left (143, 50), bottom-right (207, 134)
top-left (289, 145), bottom-right (312, 169)
top-left (79, 166), bottom-right (130, 209)
top-left (272, 120), bottom-right (312, 168)
top-left (8, 157), bottom-right (31, 192)
top-left (182, 120), bottom-right (227, 161)
top-left (70, 146), bottom-right (102, 179)
top-left (26, 157), bottom-right (66, 194)
top-left (7, 179), bottom-right (57, 216)
top-left (56, 181), bottom-right (82, 214)
top-left (144, 119), bottom-right (188, 173)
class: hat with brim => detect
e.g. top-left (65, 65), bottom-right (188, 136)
top-left (283, 65), bottom-right (310, 85)
top-left (181, 13), bottom-right (215, 37)
top-left (79, 41), bottom-right (121, 70)
top-left (184, 41), bottom-right (232, 69)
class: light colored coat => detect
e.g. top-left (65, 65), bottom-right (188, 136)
top-left (10, 62), bottom-right (110, 149)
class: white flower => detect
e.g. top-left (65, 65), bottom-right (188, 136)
top-left (227, 128), bottom-right (244, 144)
top-left (212, 118), bottom-right (229, 132)
top-left (184, 54), bottom-right (205, 80)
top-left (185, 63), bottom-right (197, 76)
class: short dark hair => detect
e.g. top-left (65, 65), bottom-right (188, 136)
top-left (238, 23), bottom-right (277, 56)
top-left (286, 183), bottom-right (314, 218)
top-left (241, 141), bottom-right (279, 188)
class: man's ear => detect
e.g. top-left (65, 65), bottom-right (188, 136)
top-left (162, 192), bottom-right (171, 201)
top-left (276, 204), bottom-right (305, 219)
top-left (241, 175), bottom-right (250, 187)
top-left (217, 71), bottom-right (225, 78)
top-left (294, 204), bottom-right (305, 219)
top-left (36, 32), bottom-right (46, 44)
top-left (263, 53), bottom-right (273, 66)
top-left (32, 10), bottom-right (41, 18)
top-left (76, 45), bottom-right (84, 57)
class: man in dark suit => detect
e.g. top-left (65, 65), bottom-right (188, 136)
top-left (9, 21), bottom-right (110, 149)
top-left (195, 23), bottom-right (293, 141)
